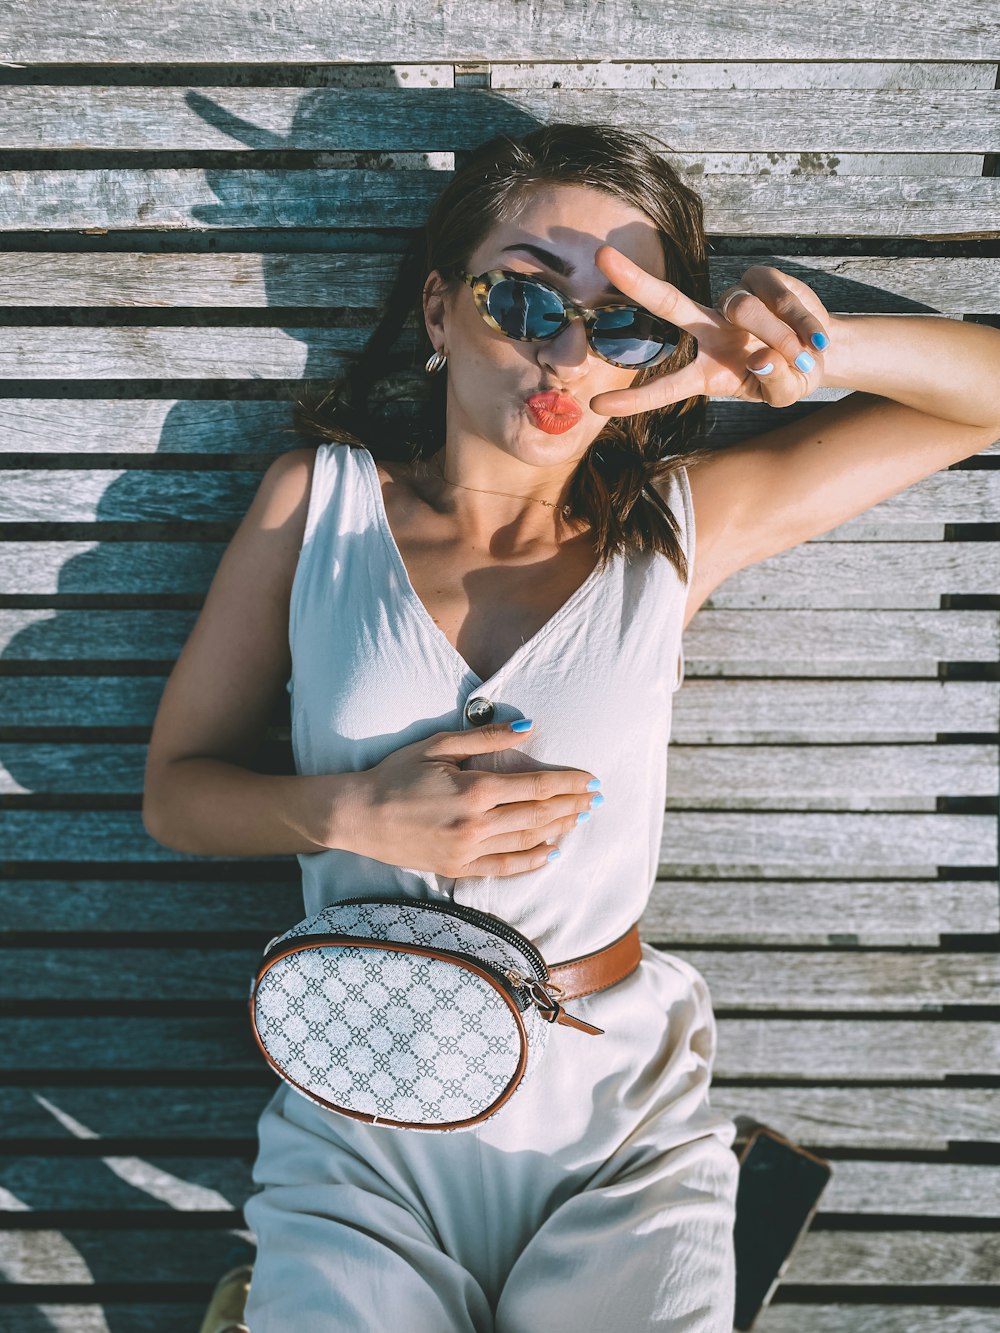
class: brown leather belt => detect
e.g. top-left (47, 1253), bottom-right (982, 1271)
top-left (537, 921), bottom-right (642, 1034)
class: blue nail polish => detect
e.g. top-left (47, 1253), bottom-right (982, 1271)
top-left (752, 363), bottom-right (774, 376)
top-left (576, 811), bottom-right (591, 824)
top-left (586, 778), bottom-right (602, 791)
top-left (546, 848), bottom-right (561, 861)
top-left (590, 793), bottom-right (605, 808)
top-left (794, 351), bottom-right (816, 373)
top-left (510, 718), bottom-right (533, 732)
top-left (811, 331), bottom-right (829, 351)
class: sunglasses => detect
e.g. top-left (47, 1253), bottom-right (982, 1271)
top-left (450, 267), bottom-right (683, 370)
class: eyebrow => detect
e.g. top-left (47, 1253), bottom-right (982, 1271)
top-left (499, 243), bottom-right (623, 298)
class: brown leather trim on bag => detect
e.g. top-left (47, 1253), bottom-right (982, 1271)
top-left (546, 921), bottom-right (642, 1002)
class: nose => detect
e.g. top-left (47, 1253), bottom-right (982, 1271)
top-left (537, 314), bottom-right (590, 378)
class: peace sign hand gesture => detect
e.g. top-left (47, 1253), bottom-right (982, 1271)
top-left (588, 244), bottom-right (836, 416)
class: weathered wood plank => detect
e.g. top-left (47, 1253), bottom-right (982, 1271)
top-left (498, 61), bottom-right (1000, 92)
top-left (5, 540), bottom-right (998, 605)
top-left (1, 1), bottom-right (995, 62)
top-left (665, 745), bottom-right (1000, 811)
top-left (3, 609), bottom-right (995, 678)
top-left (3, 741), bottom-right (994, 810)
top-left (0, 1225), bottom-right (996, 1286)
top-left (0, 1084), bottom-right (278, 1140)
top-left (2, 169), bottom-right (997, 236)
top-left (2, 468), bottom-right (996, 537)
top-left (0, 1308), bottom-right (207, 1333)
top-left (0, 1155), bottom-right (252, 1211)
top-left (711, 1086), bottom-right (1000, 1149)
top-left (1, 400), bottom-right (994, 463)
top-left (778, 1230), bottom-right (1000, 1286)
top-left (659, 810), bottom-right (996, 877)
top-left (0, 807), bottom-right (994, 876)
top-left (1, 86), bottom-right (996, 153)
top-left (756, 1309), bottom-right (1000, 1333)
top-left (1, 876), bottom-right (993, 944)
top-left (4, 253), bottom-right (996, 311)
top-left (0, 326), bottom-right (368, 379)
top-left (4, 1017), bottom-right (997, 1077)
top-left (5, 946), bottom-right (997, 1009)
top-left (0, 1225), bottom-right (255, 1284)
top-left (2, 1155), bottom-right (994, 1217)
top-left (644, 879), bottom-right (1000, 944)
top-left (0, 880), bottom-right (301, 932)
top-left (3, 1084), bottom-right (993, 1149)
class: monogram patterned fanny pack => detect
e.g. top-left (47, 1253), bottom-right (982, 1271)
top-left (249, 895), bottom-right (641, 1133)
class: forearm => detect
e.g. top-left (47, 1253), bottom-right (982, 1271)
top-left (143, 756), bottom-right (362, 858)
top-left (822, 312), bottom-right (1000, 430)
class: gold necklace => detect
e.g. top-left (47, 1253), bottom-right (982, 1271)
top-left (429, 457), bottom-right (573, 519)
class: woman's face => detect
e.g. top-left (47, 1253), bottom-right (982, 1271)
top-left (423, 182), bottom-right (668, 471)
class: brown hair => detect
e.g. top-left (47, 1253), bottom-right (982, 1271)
top-left (294, 121), bottom-right (717, 581)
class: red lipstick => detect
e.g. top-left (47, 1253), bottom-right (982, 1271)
top-left (525, 391), bottom-right (583, 434)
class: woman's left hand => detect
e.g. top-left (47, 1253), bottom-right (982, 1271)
top-left (588, 244), bottom-right (837, 416)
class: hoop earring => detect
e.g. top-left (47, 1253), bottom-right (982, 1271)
top-left (425, 349), bottom-right (448, 375)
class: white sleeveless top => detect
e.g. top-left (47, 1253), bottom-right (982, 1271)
top-left (287, 442), bottom-right (694, 964)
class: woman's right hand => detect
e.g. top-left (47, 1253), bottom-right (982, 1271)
top-left (334, 723), bottom-right (602, 877)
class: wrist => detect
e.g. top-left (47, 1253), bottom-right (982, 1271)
top-left (298, 771), bottom-right (366, 853)
top-left (816, 311), bottom-right (864, 392)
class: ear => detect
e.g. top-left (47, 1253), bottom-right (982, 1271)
top-left (422, 271), bottom-right (451, 349)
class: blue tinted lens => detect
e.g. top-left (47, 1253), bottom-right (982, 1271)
top-left (592, 308), bottom-right (678, 367)
top-left (487, 278), bottom-right (565, 338)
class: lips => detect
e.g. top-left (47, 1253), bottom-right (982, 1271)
top-left (525, 391), bottom-right (583, 425)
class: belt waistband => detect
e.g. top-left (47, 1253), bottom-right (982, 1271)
top-left (546, 921), bottom-right (643, 1006)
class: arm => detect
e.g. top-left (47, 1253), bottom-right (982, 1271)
top-left (584, 246), bottom-right (1000, 626)
top-left (142, 446), bottom-right (361, 858)
top-left (684, 312), bottom-right (1000, 624)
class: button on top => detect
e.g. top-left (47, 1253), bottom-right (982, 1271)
top-left (464, 696), bottom-right (495, 726)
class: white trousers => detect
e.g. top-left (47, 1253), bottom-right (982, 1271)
top-left (243, 948), bottom-right (739, 1332)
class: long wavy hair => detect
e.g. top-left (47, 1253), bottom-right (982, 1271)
top-left (295, 121), bottom-right (718, 581)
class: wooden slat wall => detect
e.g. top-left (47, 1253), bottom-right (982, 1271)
top-left (1, 9), bottom-right (998, 1329)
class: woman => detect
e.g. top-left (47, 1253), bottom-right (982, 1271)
top-left (145, 124), bottom-right (1000, 1332)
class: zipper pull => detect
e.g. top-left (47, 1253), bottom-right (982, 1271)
top-left (505, 970), bottom-right (605, 1036)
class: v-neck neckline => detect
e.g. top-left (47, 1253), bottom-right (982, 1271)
top-left (358, 446), bottom-right (611, 689)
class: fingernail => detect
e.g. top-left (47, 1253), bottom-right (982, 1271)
top-left (510, 719), bottom-right (533, 732)
top-left (576, 811), bottom-right (591, 824)
top-left (586, 778), bottom-right (602, 791)
top-left (590, 793), bottom-right (605, 809)
top-left (811, 331), bottom-right (829, 351)
top-left (546, 848), bottom-right (561, 861)
top-left (751, 362), bottom-right (774, 376)
top-left (795, 351), bottom-right (816, 373)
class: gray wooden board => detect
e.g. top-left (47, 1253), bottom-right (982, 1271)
top-left (1, 1), bottom-right (996, 62)
top-left (755, 1311), bottom-right (1000, 1333)
top-left (2, 169), bottom-right (997, 236)
top-left (1, 677), bottom-right (997, 738)
top-left (0, 808), bottom-right (994, 875)
top-left (1, 1156), bottom-right (996, 1217)
top-left (0, 1225), bottom-right (996, 1286)
top-left (0, 1156), bottom-right (254, 1211)
top-left (4, 1016), bottom-right (997, 1077)
top-left (0, 401), bottom-right (996, 455)
top-left (2, 742), bottom-right (995, 809)
top-left (642, 879), bottom-right (1000, 944)
top-left (2, 1084), bottom-right (995, 1149)
top-left (2, 608), bottom-right (996, 677)
top-left (497, 61), bottom-right (1000, 92)
top-left (1, 878), bottom-right (995, 943)
top-left (4, 541), bottom-right (998, 601)
top-left (3, 947), bottom-right (998, 1009)
top-left (1, 469), bottom-right (996, 537)
top-left (1, 254), bottom-right (998, 311)
top-left (0, 1309), bottom-right (208, 1333)
top-left (1, 86), bottom-right (996, 153)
